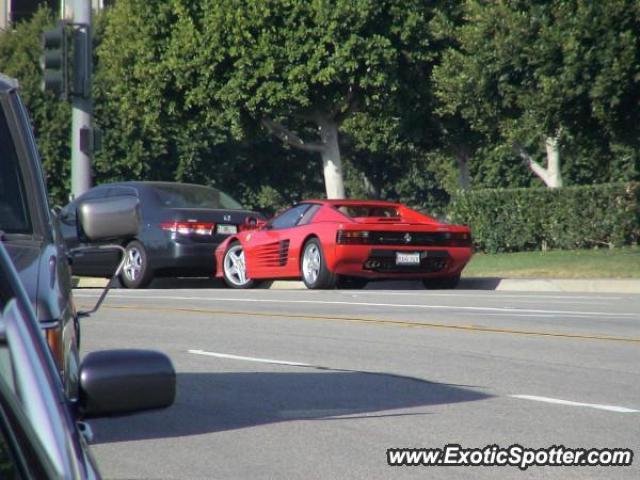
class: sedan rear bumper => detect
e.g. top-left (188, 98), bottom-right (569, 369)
top-left (151, 240), bottom-right (218, 276)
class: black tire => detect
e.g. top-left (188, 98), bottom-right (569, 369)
top-left (300, 238), bottom-right (336, 289)
top-left (119, 240), bottom-right (154, 289)
top-left (422, 274), bottom-right (461, 290)
top-left (336, 275), bottom-right (368, 289)
top-left (222, 242), bottom-right (256, 289)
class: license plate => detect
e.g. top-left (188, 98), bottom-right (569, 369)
top-left (396, 252), bottom-right (421, 265)
top-left (216, 224), bottom-right (237, 235)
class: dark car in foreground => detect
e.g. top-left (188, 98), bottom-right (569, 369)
top-left (216, 199), bottom-right (473, 289)
top-left (0, 241), bottom-right (175, 479)
top-left (60, 181), bottom-right (261, 288)
top-left (1, 73), bottom-right (83, 400)
top-left (1, 72), bottom-right (174, 409)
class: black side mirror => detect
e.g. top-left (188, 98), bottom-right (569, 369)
top-left (78, 349), bottom-right (176, 418)
top-left (77, 196), bottom-right (140, 242)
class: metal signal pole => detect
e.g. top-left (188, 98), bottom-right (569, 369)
top-left (70, 0), bottom-right (92, 199)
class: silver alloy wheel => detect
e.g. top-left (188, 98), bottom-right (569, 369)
top-left (302, 243), bottom-right (321, 285)
top-left (224, 244), bottom-right (250, 287)
top-left (123, 246), bottom-right (143, 281)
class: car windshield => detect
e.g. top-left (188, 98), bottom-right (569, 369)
top-left (152, 184), bottom-right (244, 210)
top-left (0, 106), bottom-right (32, 235)
top-left (336, 205), bottom-right (399, 218)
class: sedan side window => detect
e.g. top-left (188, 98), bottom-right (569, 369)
top-left (269, 204), bottom-right (312, 230)
top-left (107, 187), bottom-right (138, 198)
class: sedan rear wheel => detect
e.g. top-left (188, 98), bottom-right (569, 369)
top-left (120, 240), bottom-right (154, 289)
top-left (223, 242), bottom-right (255, 289)
top-left (301, 238), bottom-right (336, 289)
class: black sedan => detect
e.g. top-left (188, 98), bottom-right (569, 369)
top-left (59, 181), bottom-right (260, 288)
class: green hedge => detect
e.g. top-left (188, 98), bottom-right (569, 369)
top-left (448, 183), bottom-right (640, 253)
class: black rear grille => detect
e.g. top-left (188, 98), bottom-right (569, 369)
top-left (279, 240), bottom-right (290, 266)
top-left (363, 250), bottom-right (450, 273)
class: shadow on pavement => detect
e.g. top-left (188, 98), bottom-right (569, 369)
top-left (146, 277), bottom-right (503, 290)
top-left (360, 278), bottom-right (502, 290)
top-left (147, 277), bottom-right (225, 289)
top-left (90, 369), bottom-right (492, 444)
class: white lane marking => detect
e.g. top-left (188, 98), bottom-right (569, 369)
top-left (74, 293), bottom-right (638, 318)
top-left (188, 349), bottom-right (311, 367)
top-left (510, 395), bottom-right (639, 413)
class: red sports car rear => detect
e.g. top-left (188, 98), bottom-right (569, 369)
top-left (215, 200), bottom-right (472, 289)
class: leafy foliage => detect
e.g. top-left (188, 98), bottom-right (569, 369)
top-left (0, 8), bottom-right (71, 204)
top-left (5, 1), bottom-right (640, 240)
top-left (450, 183), bottom-right (640, 253)
top-left (433, 0), bottom-right (640, 188)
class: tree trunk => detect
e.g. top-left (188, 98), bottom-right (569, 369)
top-left (515, 135), bottom-right (563, 188)
top-left (318, 119), bottom-right (345, 199)
top-left (544, 136), bottom-right (562, 188)
top-left (455, 149), bottom-right (471, 190)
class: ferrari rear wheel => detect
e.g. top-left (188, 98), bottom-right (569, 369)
top-left (301, 238), bottom-right (336, 289)
top-left (223, 242), bottom-right (255, 289)
top-left (422, 274), bottom-right (461, 290)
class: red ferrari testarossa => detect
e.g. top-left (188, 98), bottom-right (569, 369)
top-left (215, 199), bottom-right (472, 289)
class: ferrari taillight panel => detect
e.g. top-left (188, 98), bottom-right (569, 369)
top-left (336, 230), bottom-right (371, 244)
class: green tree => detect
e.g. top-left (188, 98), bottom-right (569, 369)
top-left (94, 0), bottom-right (326, 208)
top-left (434, 0), bottom-right (640, 189)
top-left (168, 0), bottom-right (435, 199)
top-left (0, 8), bottom-right (71, 204)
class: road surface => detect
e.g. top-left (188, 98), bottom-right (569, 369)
top-left (75, 286), bottom-right (640, 479)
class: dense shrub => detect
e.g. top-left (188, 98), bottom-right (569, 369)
top-left (449, 183), bottom-right (640, 253)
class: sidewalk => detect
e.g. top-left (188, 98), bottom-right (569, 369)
top-left (73, 276), bottom-right (640, 294)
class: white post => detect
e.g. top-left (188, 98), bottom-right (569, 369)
top-left (70, 0), bottom-right (92, 199)
top-left (318, 119), bottom-right (345, 199)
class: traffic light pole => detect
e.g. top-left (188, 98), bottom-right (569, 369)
top-left (70, 0), bottom-right (92, 199)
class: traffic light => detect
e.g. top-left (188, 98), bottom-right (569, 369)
top-left (41, 21), bottom-right (68, 100)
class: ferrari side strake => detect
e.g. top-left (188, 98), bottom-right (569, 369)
top-left (215, 200), bottom-right (472, 289)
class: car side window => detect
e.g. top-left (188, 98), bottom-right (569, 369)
top-left (0, 105), bottom-right (32, 235)
top-left (298, 204), bottom-right (321, 226)
top-left (0, 422), bottom-right (19, 479)
top-left (269, 204), bottom-right (312, 230)
top-left (107, 187), bottom-right (137, 198)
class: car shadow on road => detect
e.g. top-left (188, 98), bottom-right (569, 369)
top-left (363, 278), bottom-right (503, 290)
top-left (144, 277), bottom-right (503, 290)
top-left (147, 277), bottom-right (225, 289)
top-left (90, 369), bottom-right (492, 444)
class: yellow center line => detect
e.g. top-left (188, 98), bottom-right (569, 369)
top-left (79, 303), bottom-right (640, 344)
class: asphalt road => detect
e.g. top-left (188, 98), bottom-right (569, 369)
top-left (74, 285), bottom-right (640, 480)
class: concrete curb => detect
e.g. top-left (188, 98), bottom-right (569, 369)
top-left (72, 276), bottom-right (640, 294)
top-left (481, 278), bottom-right (640, 294)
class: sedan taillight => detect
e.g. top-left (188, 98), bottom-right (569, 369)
top-left (161, 221), bottom-right (215, 236)
top-left (336, 230), bottom-right (371, 245)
